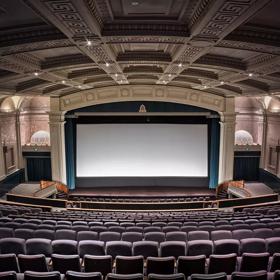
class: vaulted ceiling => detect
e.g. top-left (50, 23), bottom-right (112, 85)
top-left (1, 0), bottom-right (280, 100)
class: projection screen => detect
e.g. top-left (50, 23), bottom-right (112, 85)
top-left (76, 123), bottom-right (208, 178)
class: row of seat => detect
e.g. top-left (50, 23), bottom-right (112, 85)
top-left (1, 252), bottom-right (280, 275)
top-left (2, 216), bottom-right (280, 227)
top-left (0, 206), bottom-right (41, 216)
top-left (2, 219), bottom-right (280, 231)
top-left (5, 211), bottom-right (276, 221)
top-left (1, 237), bottom-right (280, 257)
top-left (0, 270), bottom-right (279, 280)
top-left (243, 206), bottom-right (280, 215)
top-left (8, 209), bottom-right (269, 220)
top-left (69, 195), bottom-right (213, 202)
top-left (1, 227), bottom-right (280, 242)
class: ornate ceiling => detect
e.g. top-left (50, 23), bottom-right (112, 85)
top-left (0, 0), bottom-right (280, 100)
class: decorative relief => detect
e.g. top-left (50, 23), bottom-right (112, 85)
top-left (43, 1), bottom-right (94, 37)
top-left (218, 40), bottom-right (280, 55)
top-left (120, 88), bottom-right (130, 97)
top-left (178, 46), bottom-right (203, 63)
top-left (60, 85), bottom-right (225, 113)
top-left (0, 40), bottom-right (73, 56)
top-left (195, 1), bottom-right (263, 39)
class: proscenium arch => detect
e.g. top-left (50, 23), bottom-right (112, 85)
top-left (50, 85), bottom-right (234, 187)
top-left (59, 85), bottom-right (227, 115)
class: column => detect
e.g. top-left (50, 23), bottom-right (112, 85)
top-left (218, 97), bottom-right (236, 183)
top-left (218, 114), bottom-right (236, 183)
top-left (49, 98), bottom-right (66, 184)
top-left (15, 111), bottom-right (24, 169)
top-left (259, 113), bottom-right (267, 169)
top-left (0, 121), bottom-right (6, 181)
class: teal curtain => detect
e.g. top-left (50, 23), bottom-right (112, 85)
top-left (65, 118), bottom-right (75, 189)
top-left (209, 118), bottom-right (220, 189)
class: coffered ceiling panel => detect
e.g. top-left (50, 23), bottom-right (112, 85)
top-left (0, 0), bottom-right (279, 98)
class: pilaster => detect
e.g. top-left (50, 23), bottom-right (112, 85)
top-left (218, 97), bottom-right (236, 183)
top-left (15, 111), bottom-right (24, 169)
top-left (49, 98), bottom-right (66, 184)
top-left (259, 113), bottom-right (267, 169)
top-left (0, 122), bottom-right (6, 181)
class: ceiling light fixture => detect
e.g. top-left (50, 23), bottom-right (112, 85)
top-left (115, 73), bottom-right (118, 77)
top-left (131, 1), bottom-right (139, 6)
top-left (220, 81), bottom-right (224, 85)
top-left (62, 80), bottom-right (66, 84)
top-left (248, 73), bottom-right (253, 77)
top-left (178, 63), bottom-right (183, 67)
top-left (168, 74), bottom-right (172, 78)
top-left (34, 72), bottom-right (39, 76)
top-left (105, 62), bottom-right (110, 67)
top-left (203, 85), bottom-right (207, 89)
top-left (78, 85), bottom-right (82, 89)
top-left (86, 40), bottom-right (92, 46)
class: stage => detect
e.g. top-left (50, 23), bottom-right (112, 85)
top-left (69, 186), bottom-right (215, 198)
top-left (6, 182), bottom-right (276, 201)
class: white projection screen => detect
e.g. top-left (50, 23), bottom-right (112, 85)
top-left (76, 123), bottom-right (208, 178)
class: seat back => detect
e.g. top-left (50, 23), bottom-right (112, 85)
top-left (26, 238), bottom-right (52, 256)
top-left (146, 257), bottom-right (175, 275)
top-left (177, 255), bottom-right (206, 278)
top-left (115, 256), bottom-right (144, 274)
top-left (52, 240), bottom-right (78, 255)
top-left (51, 254), bottom-right (81, 274)
top-left (240, 253), bottom-right (269, 272)
top-left (160, 241), bottom-right (186, 259)
top-left (66, 271), bottom-right (102, 280)
top-left (106, 241), bottom-right (132, 259)
top-left (208, 254), bottom-right (237, 275)
top-left (24, 271), bottom-right (61, 280)
top-left (18, 254), bottom-right (48, 272)
top-left (84, 255), bottom-right (112, 276)
top-left (132, 241), bottom-right (159, 259)
top-left (0, 254), bottom-right (19, 273)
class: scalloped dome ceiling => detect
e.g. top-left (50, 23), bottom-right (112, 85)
top-left (0, 0), bottom-right (279, 101)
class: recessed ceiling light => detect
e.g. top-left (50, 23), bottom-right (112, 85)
top-left (105, 62), bottom-right (110, 67)
top-left (78, 85), bottom-right (82, 89)
top-left (248, 73), bottom-right (253, 77)
top-left (115, 73), bottom-right (118, 77)
top-left (62, 80), bottom-right (66, 84)
top-left (131, 1), bottom-right (139, 6)
top-left (34, 72), bottom-right (39, 76)
top-left (203, 85), bottom-right (207, 89)
top-left (86, 40), bottom-right (92, 46)
top-left (220, 81), bottom-right (224, 85)
top-left (168, 74), bottom-right (172, 78)
top-left (178, 63), bottom-right (183, 67)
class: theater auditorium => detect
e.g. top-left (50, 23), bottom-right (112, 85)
top-left (0, 0), bottom-right (280, 279)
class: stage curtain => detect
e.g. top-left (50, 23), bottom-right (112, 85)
top-left (209, 118), bottom-right (220, 189)
top-left (65, 118), bottom-right (75, 189)
top-left (234, 151), bottom-right (260, 181)
top-left (26, 157), bottom-right (51, 181)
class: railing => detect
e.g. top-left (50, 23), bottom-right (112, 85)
top-left (5, 192), bottom-right (279, 211)
top-left (6, 193), bottom-right (67, 208)
top-left (218, 193), bottom-right (278, 208)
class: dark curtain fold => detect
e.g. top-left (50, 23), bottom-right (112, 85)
top-left (65, 118), bottom-right (75, 189)
top-left (26, 158), bottom-right (51, 181)
top-left (209, 118), bottom-right (220, 189)
top-left (234, 151), bottom-right (260, 181)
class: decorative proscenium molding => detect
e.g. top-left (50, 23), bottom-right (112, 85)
top-left (59, 85), bottom-right (225, 113)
